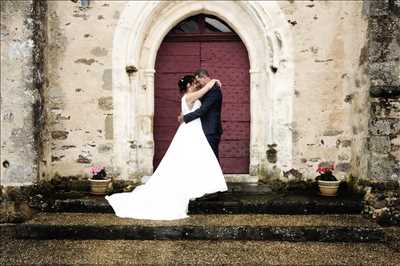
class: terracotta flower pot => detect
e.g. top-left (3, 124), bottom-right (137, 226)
top-left (89, 177), bottom-right (112, 195)
top-left (318, 180), bottom-right (340, 196)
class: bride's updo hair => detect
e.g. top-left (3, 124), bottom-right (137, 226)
top-left (178, 75), bottom-right (195, 93)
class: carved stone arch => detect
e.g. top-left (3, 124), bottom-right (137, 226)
top-left (112, 1), bottom-right (294, 180)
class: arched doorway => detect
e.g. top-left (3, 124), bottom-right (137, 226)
top-left (112, 1), bottom-right (294, 180)
top-left (153, 14), bottom-right (250, 174)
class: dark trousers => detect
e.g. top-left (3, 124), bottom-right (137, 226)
top-left (205, 134), bottom-right (221, 161)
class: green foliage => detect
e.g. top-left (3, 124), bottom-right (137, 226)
top-left (315, 172), bottom-right (338, 181)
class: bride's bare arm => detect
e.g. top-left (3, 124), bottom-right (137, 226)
top-left (186, 79), bottom-right (221, 105)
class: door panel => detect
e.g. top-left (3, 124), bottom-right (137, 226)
top-left (201, 42), bottom-right (250, 173)
top-left (154, 35), bottom-right (250, 173)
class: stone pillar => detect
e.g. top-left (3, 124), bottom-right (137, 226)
top-left (0, 0), bottom-right (47, 186)
top-left (359, 0), bottom-right (400, 226)
top-left (365, 0), bottom-right (400, 181)
top-left (133, 69), bottom-right (156, 178)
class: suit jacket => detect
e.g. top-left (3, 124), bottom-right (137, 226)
top-left (183, 83), bottom-right (223, 136)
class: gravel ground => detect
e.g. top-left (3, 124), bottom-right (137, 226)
top-left (1, 235), bottom-right (398, 265)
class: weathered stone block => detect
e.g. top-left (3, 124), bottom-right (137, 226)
top-left (393, 120), bottom-right (400, 135)
top-left (338, 154), bottom-right (350, 161)
top-left (368, 36), bottom-right (400, 63)
top-left (341, 140), bottom-right (352, 147)
top-left (391, 136), bottom-right (400, 154)
top-left (336, 162), bottom-right (351, 172)
top-left (369, 136), bottom-right (391, 153)
top-left (369, 16), bottom-right (400, 39)
top-left (371, 98), bottom-right (400, 118)
top-left (390, 0), bottom-right (400, 15)
top-left (4, 186), bottom-right (26, 202)
top-left (102, 69), bottom-right (112, 90)
top-left (369, 118), bottom-right (391, 135)
top-left (363, 0), bottom-right (391, 17)
top-left (0, 200), bottom-right (34, 223)
top-left (105, 114), bottom-right (113, 140)
top-left (77, 155), bottom-right (91, 164)
top-left (51, 130), bottom-right (69, 140)
top-left (369, 61), bottom-right (400, 86)
top-left (90, 47), bottom-right (108, 57)
top-left (98, 143), bottom-right (112, 153)
top-left (368, 153), bottom-right (396, 179)
top-left (323, 129), bottom-right (343, 136)
top-left (98, 96), bottom-right (113, 110)
top-left (373, 199), bottom-right (386, 209)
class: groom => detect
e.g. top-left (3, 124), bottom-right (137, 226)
top-left (178, 68), bottom-right (223, 160)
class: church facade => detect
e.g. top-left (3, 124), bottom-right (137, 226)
top-left (1, 0), bottom-right (399, 186)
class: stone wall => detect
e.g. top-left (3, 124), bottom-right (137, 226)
top-left (2, 0), bottom-right (398, 184)
top-left (42, 0), bottom-right (124, 179)
top-left (40, 0), bottom-right (369, 181)
top-left (357, 0), bottom-right (400, 226)
top-left (279, 1), bottom-right (369, 181)
top-left (365, 0), bottom-right (400, 181)
top-left (0, 0), bottom-right (46, 186)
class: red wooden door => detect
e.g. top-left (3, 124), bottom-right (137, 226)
top-left (201, 42), bottom-right (250, 173)
top-left (153, 42), bottom-right (201, 169)
top-left (154, 15), bottom-right (250, 174)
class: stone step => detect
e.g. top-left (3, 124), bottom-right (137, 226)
top-left (48, 191), bottom-right (363, 214)
top-left (15, 212), bottom-right (385, 242)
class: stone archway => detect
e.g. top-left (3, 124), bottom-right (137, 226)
top-left (112, 1), bottom-right (294, 180)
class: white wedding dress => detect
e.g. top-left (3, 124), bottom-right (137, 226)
top-left (105, 94), bottom-right (228, 220)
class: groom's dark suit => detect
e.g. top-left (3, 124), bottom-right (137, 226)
top-left (183, 83), bottom-right (223, 160)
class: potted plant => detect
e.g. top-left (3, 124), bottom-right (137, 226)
top-left (88, 166), bottom-right (112, 195)
top-left (315, 164), bottom-right (340, 196)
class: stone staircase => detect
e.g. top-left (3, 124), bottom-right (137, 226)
top-left (11, 182), bottom-right (391, 243)
top-left (16, 212), bottom-right (385, 242)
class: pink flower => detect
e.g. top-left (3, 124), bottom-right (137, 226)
top-left (316, 164), bottom-right (335, 174)
top-left (89, 166), bottom-right (104, 175)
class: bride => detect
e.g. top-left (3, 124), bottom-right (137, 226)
top-left (105, 75), bottom-right (228, 220)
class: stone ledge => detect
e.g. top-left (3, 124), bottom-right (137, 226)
top-left (48, 192), bottom-right (363, 215)
top-left (0, 223), bottom-right (17, 239)
top-left (15, 212), bottom-right (385, 242)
